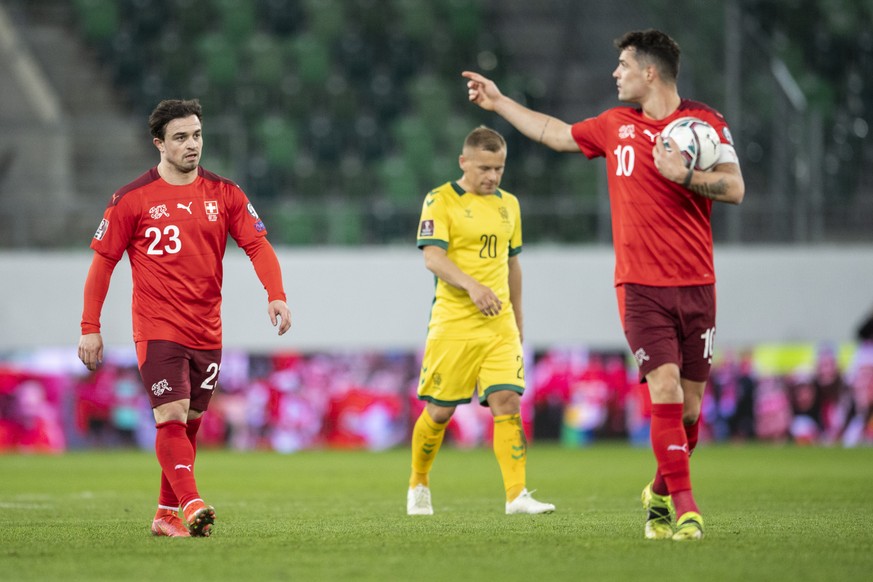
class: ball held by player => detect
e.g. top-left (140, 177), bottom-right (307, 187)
top-left (660, 116), bottom-right (722, 171)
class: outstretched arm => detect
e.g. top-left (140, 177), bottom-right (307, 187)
top-left (462, 71), bottom-right (580, 153)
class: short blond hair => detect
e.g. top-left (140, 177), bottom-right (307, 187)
top-left (463, 126), bottom-right (506, 153)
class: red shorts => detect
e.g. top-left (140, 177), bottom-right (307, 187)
top-left (136, 340), bottom-right (222, 411)
top-left (617, 284), bottom-right (716, 383)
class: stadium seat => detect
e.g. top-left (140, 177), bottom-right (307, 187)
top-left (74, 0), bottom-right (119, 47)
top-left (284, 33), bottom-right (331, 90)
top-left (257, 114), bottom-right (299, 174)
top-left (213, 0), bottom-right (257, 47)
top-left (303, 0), bottom-right (346, 45)
top-left (197, 32), bottom-right (240, 95)
top-left (392, 114), bottom-right (436, 186)
top-left (246, 33), bottom-right (285, 89)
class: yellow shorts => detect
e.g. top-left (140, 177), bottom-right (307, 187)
top-left (418, 333), bottom-right (525, 407)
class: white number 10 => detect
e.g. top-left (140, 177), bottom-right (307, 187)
top-left (700, 327), bottom-right (716, 363)
top-left (613, 145), bottom-right (635, 176)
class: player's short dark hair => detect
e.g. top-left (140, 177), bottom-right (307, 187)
top-left (149, 99), bottom-right (203, 140)
top-left (615, 29), bottom-right (681, 83)
top-left (463, 125), bottom-right (506, 153)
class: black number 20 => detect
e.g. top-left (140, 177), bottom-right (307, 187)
top-left (479, 234), bottom-right (498, 258)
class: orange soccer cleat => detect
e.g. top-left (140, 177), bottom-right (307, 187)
top-left (182, 499), bottom-right (216, 537)
top-left (151, 509), bottom-right (191, 538)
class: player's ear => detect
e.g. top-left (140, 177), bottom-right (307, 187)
top-left (458, 155), bottom-right (465, 170)
top-left (645, 64), bottom-right (655, 82)
top-left (153, 137), bottom-right (164, 153)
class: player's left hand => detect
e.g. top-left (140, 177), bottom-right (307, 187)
top-left (268, 300), bottom-right (292, 335)
top-left (652, 137), bottom-right (688, 184)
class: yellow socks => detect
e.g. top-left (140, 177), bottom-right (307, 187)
top-left (409, 408), bottom-right (447, 489)
top-left (493, 413), bottom-right (526, 502)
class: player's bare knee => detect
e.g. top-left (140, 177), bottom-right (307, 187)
top-left (486, 390), bottom-right (521, 416)
top-left (426, 403), bottom-right (455, 424)
top-left (683, 411), bottom-right (700, 426)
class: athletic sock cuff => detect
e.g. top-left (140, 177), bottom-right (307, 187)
top-left (155, 420), bottom-right (188, 430)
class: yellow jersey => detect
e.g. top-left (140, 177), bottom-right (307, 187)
top-left (416, 181), bottom-right (523, 339)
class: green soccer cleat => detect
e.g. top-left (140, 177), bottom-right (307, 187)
top-left (672, 511), bottom-right (704, 541)
top-left (641, 481), bottom-right (674, 540)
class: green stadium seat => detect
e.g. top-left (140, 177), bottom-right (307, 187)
top-left (245, 33), bottom-right (285, 89)
top-left (378, 154), bottom-right (422, 205)
top-left (74, 0), bottom-right (118, 47)
top-left (257, 114), bottom-right (299, 174)
top-left (213, 0), bottom-right (257, 46)
top-left (197, 32), bottom-right (240, 92)
top-left (303, 0), bottom-right (346, 45)
top-left (393, 114), bottom-right (436, 185)
top-left (284, 33), bottom-right (331, 90)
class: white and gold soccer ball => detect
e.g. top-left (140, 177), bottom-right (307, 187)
top-left (660, 117), bottom-right (721, 171)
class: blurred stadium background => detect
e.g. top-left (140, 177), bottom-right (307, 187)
top-left (1, 0), bottom-right (872, 453)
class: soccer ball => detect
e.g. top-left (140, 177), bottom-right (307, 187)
top-left (660, 117), bottom-right (721, 171)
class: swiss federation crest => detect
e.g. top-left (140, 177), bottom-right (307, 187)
top-left (205, 200), bottom-right (219, 222)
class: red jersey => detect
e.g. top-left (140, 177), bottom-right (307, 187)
top-left (82, 166), bottom-right (285, 349)
top-left (571, 99), bottom-right (734, 287)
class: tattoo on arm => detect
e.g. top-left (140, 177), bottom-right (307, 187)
top-left (538, 118), bottom-right (551, 143)
top-left (690, 177), bottom-right (730, 201)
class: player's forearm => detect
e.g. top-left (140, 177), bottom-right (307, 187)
top-left (244, 238), bottom-right (287, 303)
top-left (81, 252), bottom-right (118, 333)
top-left (493, 98), bottom-right (575, 152)
top-left (686, 163), bottom-right (745, 205)
top-left (424, 252), bottom-right (478, 292)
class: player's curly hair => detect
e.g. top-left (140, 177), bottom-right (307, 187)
top-left (464, 125), bottom-right (506, 153)
top-left (148, 99), bottom-right (203, 140)
top-left (615, 29), bottom-right (681, 83)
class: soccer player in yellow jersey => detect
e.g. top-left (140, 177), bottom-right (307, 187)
top-left (407, 126), bottom-right (555, 516)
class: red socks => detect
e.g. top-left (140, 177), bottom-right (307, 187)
top-left (652, 415), bottom-right (700, 496)
top-left (155, 420), bottom-right (201, 510)
top-left (650, 403), bottom-right (698, 515)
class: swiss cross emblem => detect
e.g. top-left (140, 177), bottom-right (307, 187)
top-left (204, 200), bottom-right (219, 222)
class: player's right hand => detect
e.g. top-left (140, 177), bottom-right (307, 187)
top-left (468, 283), bottom-right (503, 317)
top-left (78, 333), bottom-right (104, 371)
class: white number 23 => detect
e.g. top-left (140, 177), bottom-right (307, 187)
top-left (145, 225), bottom-right (181, 255)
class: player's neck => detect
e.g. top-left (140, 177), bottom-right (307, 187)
top-left (456, 178), bottom-right (490, 196)
top-left (639, 89), bottom-right (682, 122)
top-left (157, 161), bottom-right (199, 185)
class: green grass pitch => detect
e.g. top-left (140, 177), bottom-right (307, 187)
top-left (1, 444), bottom-right (871, 581)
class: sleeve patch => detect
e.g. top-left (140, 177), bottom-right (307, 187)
top-left (94, 218), bottom-right (109, 240)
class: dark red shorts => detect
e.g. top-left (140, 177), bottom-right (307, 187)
top-left (136, 340), bottom-right (222, 412)
top-left (617, 284), bottom-right (716, 383)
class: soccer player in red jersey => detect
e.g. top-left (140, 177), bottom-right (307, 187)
top-left (77, 99), bottom-right (292, 537)
top-left (464, 29), bottom-right (745, 541)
